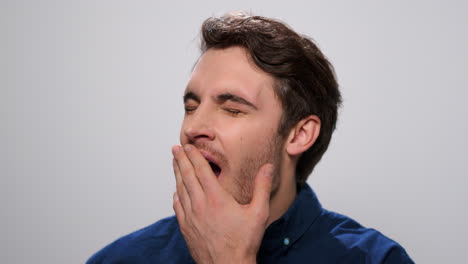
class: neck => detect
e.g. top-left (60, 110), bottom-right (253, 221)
top-left (267, 163), bottom-right (297, 226)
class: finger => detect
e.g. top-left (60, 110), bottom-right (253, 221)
top-left (184, 144), bottom-right (222, 196)
top-left (250, 164), bottom-right (274, 212)
top-left (172, 156), bottom-right (192, 213)
top-left (173, 145), bottom-right (203, 202)
top-left (173, 192), bottom-right (185, 224)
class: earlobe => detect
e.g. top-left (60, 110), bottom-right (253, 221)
top-left (286, 115), bottom-right (321, 156)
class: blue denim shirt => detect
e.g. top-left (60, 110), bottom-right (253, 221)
top-left (87, 184), bottom-right (413, 263)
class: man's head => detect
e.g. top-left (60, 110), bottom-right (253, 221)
top-left (180, 12), bottom-right (341, 203)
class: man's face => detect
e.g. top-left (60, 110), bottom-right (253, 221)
top-left (180, 46), bottom-right (284, 204)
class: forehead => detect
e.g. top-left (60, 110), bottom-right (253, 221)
top-left (186, 47), bottom-right (278, 104)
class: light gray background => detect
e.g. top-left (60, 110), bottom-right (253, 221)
top-left (2, 0), bottom-right (467, 263)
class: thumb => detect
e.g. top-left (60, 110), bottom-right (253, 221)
top-left (250, 163), bottom-right (274, 211)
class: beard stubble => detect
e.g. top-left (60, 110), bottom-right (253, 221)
top-left (234, 133), bottom-right (284, 205)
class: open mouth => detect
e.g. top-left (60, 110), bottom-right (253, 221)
top-left (208, 161), bottom-right (221, 177)
top-left (200, 150), bottom-right (223, 178)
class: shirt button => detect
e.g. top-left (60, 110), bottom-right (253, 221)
top-left (283, 237), bottom-right (290, 246)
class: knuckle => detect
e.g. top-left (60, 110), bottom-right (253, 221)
top-left (180, 165), bottom-right (192, 176)
top-left (209, 196), bottom-right (224, 208)
top-left (253, 207), bottom-right (268, 221)
top-left (179, 224), bottom-right (187, 235)
top-left (194, 159), bottom-right (205, 169)
top-left (192, 203), bottom-right (203, 215)
top-left (194, 166), bottom-right (205, 179)
top-left (173, 198), bottom-right (179, 208)
top-left (184, 216), bottom-right (193, 228)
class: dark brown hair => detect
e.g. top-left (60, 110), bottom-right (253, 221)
top-left (200, 12), bottom-right (342, 186)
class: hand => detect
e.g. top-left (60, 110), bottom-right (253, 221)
top-left (172, 144), bottom-right (274, 264)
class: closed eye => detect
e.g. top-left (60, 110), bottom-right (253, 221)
top-left (184, 105), bottom-right (197, 114)
top-left (224, 108), bottom-right (242, 116)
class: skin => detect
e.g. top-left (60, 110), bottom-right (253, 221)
top-left (172, 46), bottom-right (321, 263)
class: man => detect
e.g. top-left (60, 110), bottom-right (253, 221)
top-left (87, 12), bottom-right (413, 263)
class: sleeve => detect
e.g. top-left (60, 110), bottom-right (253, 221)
top-left (382, 246), bottom-right (415, 264)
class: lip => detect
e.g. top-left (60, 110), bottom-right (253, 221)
top-left (199, 150), bottom-right (222, 177)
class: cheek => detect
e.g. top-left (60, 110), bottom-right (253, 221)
top-left (227, 125), bottom-right (277, 160)
top-left (242, 122), bottom-right (278, 145)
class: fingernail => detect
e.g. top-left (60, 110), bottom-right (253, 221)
top-left (173, 192), bottom-right (179, 201)
top-left (184, 144), bottom-right (192, 152)
top-left (172, 145), bottom-right (181, 155)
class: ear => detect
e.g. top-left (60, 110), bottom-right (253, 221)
top-left (285, 115), bottom-right (321, 156)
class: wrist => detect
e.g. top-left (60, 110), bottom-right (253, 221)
top-left (215, 254), bottom-right (256, 264)
top-left (237, 255), bottom-right (256, 264)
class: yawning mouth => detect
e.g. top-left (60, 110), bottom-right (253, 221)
top-left (208, 161), bottom-right (221, 177)
top-left (199, 149), bottom-right (223, 178)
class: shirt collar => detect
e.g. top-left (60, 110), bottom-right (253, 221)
top-left (260, 183), bottom-right (322, 250)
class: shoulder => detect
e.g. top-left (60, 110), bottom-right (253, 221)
top-left (86, 215), bottom-right (190, 264)
top-left (304, 209), bottom-right (413, 263)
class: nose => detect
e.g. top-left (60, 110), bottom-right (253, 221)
top-left (183, 108), bottom-right (216, 144)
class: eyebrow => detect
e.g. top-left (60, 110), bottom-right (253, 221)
top-left (216, 93), bottom-right (258, 110)
top-left (183, 91), bottom-right (200, 103)
top-left (183, 91), bottom-right (258, 110)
